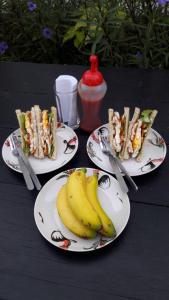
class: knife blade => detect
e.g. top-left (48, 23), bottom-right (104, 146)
top-left (17, 155), bottom-right (34, 190)
top-left (108, 154), bottom-right (129, 194)
top-left (12, 134), bottom-right (42, 191)
top-left (10, 136), bottom-right (34, 190)
top-left (110, 149), bottom-right (138, 192)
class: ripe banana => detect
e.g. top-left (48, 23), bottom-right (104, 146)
top-left (57, 185), bottom-right (96, 239)
top-left (86, 174), bottom-right (116, 238)
top-left (66, 170), bottom-right (101, 231)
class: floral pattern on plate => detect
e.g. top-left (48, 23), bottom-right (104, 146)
top-left (34, 168), bottom-right (130, 252)
top-left (86, 124), bottom-right (167, 176)
top-left (2, 124), bottom-right (78, 174)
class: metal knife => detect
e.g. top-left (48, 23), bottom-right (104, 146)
top-left (10, 136), bottom-right (34, 190)
top-left (17, 156), bottom-right (34, 190)
top-left (110, 149), bottom-right (138, 192)
top-left (12, 134), bottom-right (42, 191)
top-left (108, 154), bottom-right (129, 194)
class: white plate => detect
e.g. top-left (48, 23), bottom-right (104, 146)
top-left (34, 168), bottom-right (130, 252)
top-left (87, 124), bottom-right (167, 177)
top-left (2, 123), bottom-right (78, 174)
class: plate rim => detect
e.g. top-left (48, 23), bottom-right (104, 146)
top-left (2, 124), bottom-right (79, 175)
top-left (34, 167), bottom-right (131, 253)
top-left (86, 124), bottom-right (167, 177)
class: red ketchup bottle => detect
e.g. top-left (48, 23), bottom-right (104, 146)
top-left (78, 55), bottom-right (107, 132)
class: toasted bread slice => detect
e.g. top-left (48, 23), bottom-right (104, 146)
top-left (119, 107), bottom-right (130, 160)
top-left (136, 109), bottom-right (158, 161)
top-left (30, 106), bottom-right (39, 158)
top-left (50, 106), bottom-right (57, 160)
top-left (108, 108), bottom-right (114, 153)
top-left (123, 107), bottom-right (140, 160)
top-left (109, 107), bottom-right (130, 160)
top-left (15, 109), bottom-right (29, 155)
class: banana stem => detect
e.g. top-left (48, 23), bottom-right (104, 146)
top-left (79, 168), bottom-right (87, 174)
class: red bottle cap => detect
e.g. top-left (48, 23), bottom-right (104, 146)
top-left (82, 55), bottom-right (103, 86)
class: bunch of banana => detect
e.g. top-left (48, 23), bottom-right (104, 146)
top-left (56, 170), bottom-right (116, 239)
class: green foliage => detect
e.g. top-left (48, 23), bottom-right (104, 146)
top-left (0, 0), bottom-right (169, 68)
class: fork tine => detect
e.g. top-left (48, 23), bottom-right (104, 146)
top-left (103, 135), bottom-right (108, 143)
top-left (101, 135), bottom-right (107, 145)
top-left (101, 135), bottom-right (112, 153)
top-left (9, 136), bottom-right (14, 151)
top-left (101, 136), bottom-right (108, 151)
top-left (98, 133), bottom-right (106, 151)
top-left (101, 136), bottom-right (105, 142)
top-left (98, 134), bottom-right (103, 150)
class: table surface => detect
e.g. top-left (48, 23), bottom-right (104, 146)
top-left (0, 62), bottom-right (169, 300)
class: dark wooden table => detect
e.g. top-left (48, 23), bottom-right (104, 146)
top-left (0, 62), bottom-right (169, 300)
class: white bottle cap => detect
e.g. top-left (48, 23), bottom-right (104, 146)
top-left (55, 75), bottom-right (77, 93)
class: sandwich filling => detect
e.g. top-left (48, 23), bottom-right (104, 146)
top-left (111, 112), bottom-right (125, 153)
top-left (128, 119), bottom-right (142, 157)
top-left (16, 106), bottom-right (57, 159)
top-left (25, 111), bottom-right (36, 155)
top-left (128, 109), bottom-right (155, 158)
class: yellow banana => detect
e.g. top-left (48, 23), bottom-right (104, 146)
top-left (66, 170), bottom-right (101, 231)
top-left (86, 174), bottom-right (116, 238)
top-left (56, 185), bottom-right (96, 239)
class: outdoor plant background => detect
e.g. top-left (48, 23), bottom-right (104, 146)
top-left (0, 0), bottom-right (169, 68)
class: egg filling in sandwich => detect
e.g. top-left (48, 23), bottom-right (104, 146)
top-left (15, 105), bottom-right (57, 159)
top-left (109, 107), bottom-right (158, 161)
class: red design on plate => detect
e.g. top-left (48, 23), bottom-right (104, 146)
top-left (51, 230), bottom-right (77, 250)
top-left (159, 138), bottom-right (165, 145)
top-left (5, 139), bottom-right (10, 147)
top-left (67, 169), bottom-right (75, 175)
top-left (68, 136), bottom-right (77, 144)
top-left (151, 158), bottom-right (164, 163)
top-left (91, 132), bottom-right (99, 144)
top-left (99, 239), bottom-right (107, 247)
top-left (57, 122), bottom-right (62, 128)
top-left (60, 239), bottom-right (71, 249)
top-left (93, 169), bottom-right (99, 175)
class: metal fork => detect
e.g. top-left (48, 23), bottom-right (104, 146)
top-left (99, 134), bottom-right (128, 193)
top-left (9, 136), bottom-right (34, 190)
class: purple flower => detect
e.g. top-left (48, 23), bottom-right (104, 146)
top-left (136, 51), bottom-right (143, 59)
top-left (0, 41), bottom-right (8, 55)
top-left (27, 1), bottom-right (37, 12)
top-left (42, 27), bottom-right (53, 39)
top-left (157, 0), bottom-right (169, 5)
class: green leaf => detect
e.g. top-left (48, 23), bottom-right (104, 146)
top-left (141, 110), bottom-right (153, 123)
top-left (116, 9), bottom-right (126, 20)
top-left (74, 31), bottom-right (85, 48)
top-left (23, 145), bottom-right (30, 155)
top-left (74, 17), bottom-right (87, 30)
top-left (63, 27), bottom-right (77, 43)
